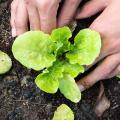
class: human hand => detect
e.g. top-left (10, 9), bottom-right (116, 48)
top-left (10, 0), bottom-right (81, 37)
top-left (76, 0), bottom-right (120, 91)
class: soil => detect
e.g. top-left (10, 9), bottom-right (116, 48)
top-left (0, 1), bottom-right (120, 120)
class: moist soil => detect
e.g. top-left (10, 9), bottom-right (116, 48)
top-left (0, 1), bottom-right (120, 120)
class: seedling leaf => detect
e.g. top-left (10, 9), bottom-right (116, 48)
top-left (66, 29), bottom-right (101, 65)
top-left (53, 104), bottom-right (74, 120)
top-left (59, 74), bottom-right (81, 103)
top-left (35, 61), bottom-right (64, 93)
top-left (12, 31), bottom-right (56, 71)
top-left (0, 51), bottom-right (12, 74)
top-left (63, 62), bottom-right (84, 78)
top-left (51, 27), bottom-right (72, 56)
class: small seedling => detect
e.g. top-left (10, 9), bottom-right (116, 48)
top-left (0, 50), bottom-right (12, 74)
top-left (53, 104), bottom-right (74, 120)
top-left (12, 27), bottom-right (101, 103)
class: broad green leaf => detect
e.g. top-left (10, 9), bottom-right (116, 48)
top-left (66, 29), bottom-right (101, 65)
top-left (116, 74), bottom-right (120, 78)
top-left (35, 73), bottom-right (59, 94)
top-left (53, 104), bottom-right (74, 120)
top-left (12, 31), bottom-right (56, 71)
top-left (63, 62), bottom-right (84, 78)
top-left (0, 51), bottom-right (12, 74)
top-left (35, 61), bottom-right (64, 93)
top-left (51, 27), bottom-right (72, 56)
top-left (59, 74), bottom-right (81, 103)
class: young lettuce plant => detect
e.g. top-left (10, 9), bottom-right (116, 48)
top-left (12, 27), bottom-right (101, 103)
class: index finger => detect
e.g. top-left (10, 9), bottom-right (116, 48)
top-left (38, 0), bottom-right (60, 33)
top-left (58, 0), bottom-right (81, 27)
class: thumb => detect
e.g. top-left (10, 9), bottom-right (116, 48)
top-left (76, 0), bottom-right (108, 19)
top-left (77, 53), bottom-right (120, 92)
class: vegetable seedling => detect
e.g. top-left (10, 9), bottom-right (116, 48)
top-left (0, 50), bottom-right (12, 74)
top-left (12, 27), bottom-right (101, 103)
top-left (53, 104), bottom-right (74, 120)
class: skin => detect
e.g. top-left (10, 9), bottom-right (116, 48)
top-left (10, 0), bottom-right (120, 92)
top-left (76, 0), bottom-right (120, 91)
top-left (10, 0), bottom-right (81, 36)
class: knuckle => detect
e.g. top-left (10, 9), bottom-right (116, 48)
top-left (68, 0), bottom-right (79, 4)
top-left (81, 79), bottom-right (92, 89)
top-left (38, 2), bottom-right (49, 12)
top-left (24, 0), bottom-right (34, 6)
top-left (24, 0), bottom-right (31, 5)
top-left (102, 0), bottom-right (110, 7)
top-left (38, 0), bottom-right (58, 11)
top-left (38, 0), bottom-right (49, 8)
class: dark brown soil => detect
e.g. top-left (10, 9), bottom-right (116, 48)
top-left (0, 1), bottom-right (120, 120)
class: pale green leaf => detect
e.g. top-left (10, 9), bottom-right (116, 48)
top-left (53, 104), bottom-right (74, 120)
top-left (59, 74), bottom-right (81, 103)
top-left (12, 31), bottom-right (56, 71)
top-left (0, 51), bottom-right (12, 74)
top-left (35, 61), bottom-right (64, 93)
top-left (63, 62), bottom-right (84, 78)
top-left (51, 27), bottom-right (72, 56)
top-left (66, 29), bottom-right (101, 65)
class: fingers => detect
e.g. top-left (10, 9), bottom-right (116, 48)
top-left (26, 1), bottom-right (40, 30)
top-left (76, 0), bottom-right (108, 19)
top-left (58, 0), bottom-right (81, 27)
top-left (10, 0), bottom-right (19, 37)
top-left (38, 0), bottom-right (60, 33)
top-left (77, 53), bottom-right (120, 92)
top-left (11, 0), bottom-right (60, 35)
top-left (15, 0), bottom-right (28, 36)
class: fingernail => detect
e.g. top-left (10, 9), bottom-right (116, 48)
top-left (12, 28), bottom-right (16, 37)
top-left (79, 85), bottom-right (85, 92)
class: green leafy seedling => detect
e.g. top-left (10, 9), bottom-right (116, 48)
top-left (53, 104), bottom-right (74, 120)
top-left (0, 50), bottom-right (12, 74)
top-left (12, 27), bottom-right (101, 103)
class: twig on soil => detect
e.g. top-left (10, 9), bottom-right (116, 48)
top-left (93, 82), bottom-right (110, 117)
